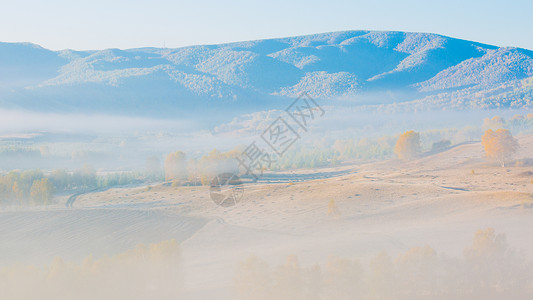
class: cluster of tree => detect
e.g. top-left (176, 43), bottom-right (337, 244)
top-left (419, 126), bottom-right (480, 148)
top-left (163, 143), bottom-right (379, 184)
top-left (159, 130), bottom-right (450, 182)
top-left (161, 146), bottom-right (337, 185)
top-left (271, 148), bottom-right (334, 170)
top-left (48, 165), bottom-right (98, 191)
top-left (0, 239), bottom-right (182, 299)
top-left (163, 149), bottom-right (240, 186)
top-left (0, 146), bottom-right (41, 158)
top-left (333, 136), bottom-right (396, 161)
top-left (0, 170), bottom-right (54, 205)
top-left (483, 114), bottom-right (533, 134)
top-left (164, 151), bottom-right (188, 182)
top-left (51, 166), bottom-right (142, 191)
top-left (234, 228), bottom-right (531, 300)
top-left (393, 127), bottom-right (521, 166)
top-left (0, 165), bottom-right (145, 206)
top-left (332, 127), bottom-right (480, 163)
top-left (430, 139), bottom-right (451, 152)
top-left (51, 164), bottom-right (144, 192)
top-left (158, 121), bottom-right (524, 184)
top-left (393, 130), bottom-right (457, 159)
top-left (96, 172), bottom-right (142, 188)
top-left (195, 149), bottom-right (240, 185)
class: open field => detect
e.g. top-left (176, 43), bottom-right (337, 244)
top-left (1, 135), bottom-right (532, 298)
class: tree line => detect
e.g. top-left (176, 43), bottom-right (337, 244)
top-left (1, 115), bottom-right (527, 205)
top-left (0, 165), bottom-right (142, 206)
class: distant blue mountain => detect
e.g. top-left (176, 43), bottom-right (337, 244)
top-left (1, 30), bottom-right (532, 116)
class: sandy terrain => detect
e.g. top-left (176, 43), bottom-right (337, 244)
top-left (1, 135), bottom-right (532, 298)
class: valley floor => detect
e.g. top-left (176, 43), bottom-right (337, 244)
top-left (1, 135), bottom-right (532, 299)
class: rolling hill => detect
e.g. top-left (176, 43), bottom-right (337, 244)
top-left (1, 30), bottom-right (532, 116)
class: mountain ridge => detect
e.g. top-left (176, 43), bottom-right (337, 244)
top-left (1, 30), bottom-right (532, 116)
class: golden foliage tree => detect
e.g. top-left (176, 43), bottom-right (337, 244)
top-left (164, 151), bottom-right (187, 182)
top-left (464, 228), bottom-right (507, 262)
top-left (394, 131), bottom-right (421, 160)
top-left (198, 149), bottom-right (240, 186)
top-left (30, 178), bottom-right (54, 205)
top-left (12, 181), bottom-right (24, 203)
top-left (481, 129), bottom-right (519, 167)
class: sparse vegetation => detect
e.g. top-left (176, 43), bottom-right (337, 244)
top-left (0, 239), bottom-right (182, 299)
top-left (327, 199), bottom-right (340, 218)
top-left (234, 228), bottom-right (531, 300)
top-left (431, 139), bottom-right (451, 152)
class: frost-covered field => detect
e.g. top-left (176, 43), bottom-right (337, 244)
top-left (1, 135), bottom-right (532, 299)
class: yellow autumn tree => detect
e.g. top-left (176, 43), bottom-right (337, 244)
top-left (12, 181), bottom-right (24, 203)
top-left (394, 131), bottom-right (421, 160)
top-left (164, 151), bottom-right (187, 182)
top-left (481, 129), bottom-right (518, 167)
top-left (30, 178), bottom-right (55, 205)
top-left (198, 149), bottom-right (240, 185)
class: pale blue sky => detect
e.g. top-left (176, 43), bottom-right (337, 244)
top-left (1, 0), bottom-right (532, 51)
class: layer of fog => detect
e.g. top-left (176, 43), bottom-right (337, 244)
top-left (0, 106), bottom-right (530, 172)
top-left (0, 108), bottom-right (197, 134)
top-left (1, 228), bottom-right (531, 300)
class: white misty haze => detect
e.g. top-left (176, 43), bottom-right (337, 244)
top-left (1, 1), bottom-right (533, 299)
top-left (0, 109), bottom-right (195, 133)
top-left (0, 0), bottom-right (532, 51)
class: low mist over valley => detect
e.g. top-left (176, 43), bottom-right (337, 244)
top-left (1, 27), bottom-right (533, 300)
